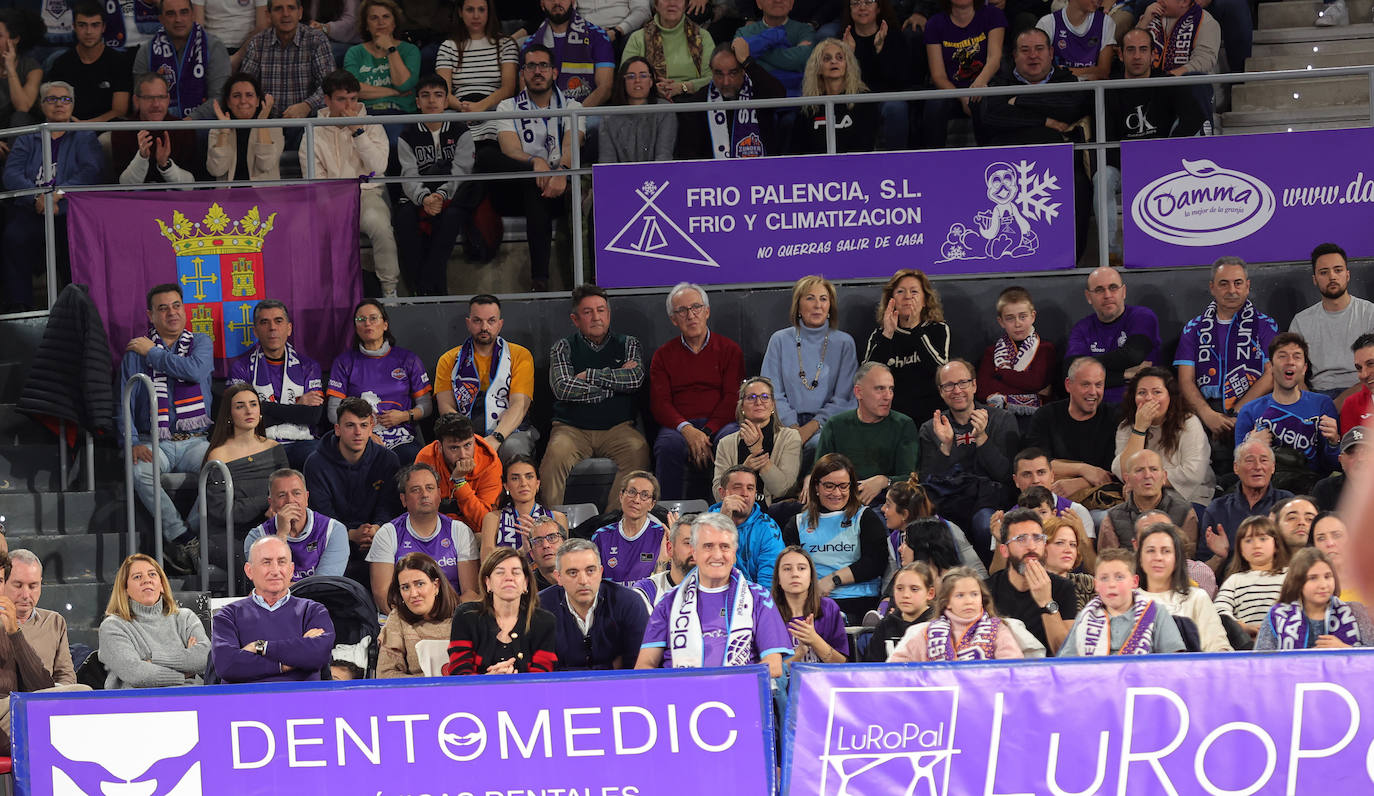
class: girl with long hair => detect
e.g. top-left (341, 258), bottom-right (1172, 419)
top-left (1137, 523), bottom-right (1231, 651)
top-left (1256, 548), bottom-right (1373, 650)
top-left (772, 546), bottom-right (849, 663)
top-left (479, 454), bottom-right (568, 562)
top-left (1215, 516), bottom-right (1291, 640)
top-left (888, 566), bottom-right (1022, 661)
top-left (378, 552), bottom-right (462, 677)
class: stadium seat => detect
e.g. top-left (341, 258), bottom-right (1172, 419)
top-left (556, 503), bottom-right (600, 530)
top-left (656, 499), bottom-right (709, 516)
top-left (563, 458), bottom-right (617, 512)
top-left (416, 639), bottom-right (449, 677)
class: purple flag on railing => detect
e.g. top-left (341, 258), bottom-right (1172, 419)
top-left (68, 184), bottom-right (362, 378)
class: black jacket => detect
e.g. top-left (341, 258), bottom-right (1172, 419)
top-left (976, 65), bottom-right (1091, 146)
top-left (303, 431), bottom-right (402, 530)
top-left (1103, 65), bottom-right (1205, 167)
top-left (18, 283), bottom-right (114, 435)
top-left (538, 580), bottom-right (649, 670)
top-left (675, 60), bottom-right (786, 160)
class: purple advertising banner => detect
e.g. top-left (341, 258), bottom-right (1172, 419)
top-left (1122, 128), bottom-right (1374, 267)
top-left (784, 652), bottom-right (1374, 795)
top-left (14, 668), bottom-right (775, 796)
top-left (592, 145), bottom-right (1077, 287)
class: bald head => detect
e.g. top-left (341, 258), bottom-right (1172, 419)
top-left (1085, 266), bottom-right (1126, 323)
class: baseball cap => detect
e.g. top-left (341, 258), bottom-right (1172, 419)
top-left (1341, 426), bottom-right (1366, 454)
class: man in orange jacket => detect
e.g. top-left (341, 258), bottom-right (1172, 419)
top-left (415, 414), bottom-right (503, 532)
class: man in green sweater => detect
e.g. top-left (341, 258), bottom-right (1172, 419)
top-left (815, 362), bottom-right (919, 505)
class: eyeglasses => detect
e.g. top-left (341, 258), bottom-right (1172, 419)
top-left (622, 487), bottom-right (655, 501)
top-left (354, 314), bottom-right (384, 324)
top-left (672, 303), bottom-right (706, 318)
top-left (1008, 533), bottom-right (1049, 545)
top-left (522, 62), bottom-right (554, 72)
top-left (623, 71), bottom-right (652, 80)
top-left (530, 532), bottom-right (565, 547)
top-left (1089, 284), bottom-right (1124, 295)
top-left (743, 393), bottom-right (773, 402)
top-left (42, 96), bottom-right (74, 105)
top-left (818, 480), bottom-right (851, 493)
top-left (938, 378), bottom-right (974, 394)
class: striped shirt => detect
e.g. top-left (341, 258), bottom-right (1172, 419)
top-left (1214, 569), bottom-right (1287, 626)
top-left (437, 36), bottom-right (518, 141)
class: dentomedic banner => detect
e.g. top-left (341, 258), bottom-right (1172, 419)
top-left (784, 651), bottom-right (1374, 795)
top-left (14, 668), bottom-right (775, 796)
top-left (1122, 128), bottom-right (1374, 267)
top-left (593, 145), bottom-right (1076, 287)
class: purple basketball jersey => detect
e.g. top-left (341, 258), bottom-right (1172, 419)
top-left (393, 512), bottom-right (463, 594)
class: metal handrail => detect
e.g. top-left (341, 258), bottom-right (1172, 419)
top-left (196, 459), bottom-right (233, 595)
top-left (121, 373), bottom-right (161, 566)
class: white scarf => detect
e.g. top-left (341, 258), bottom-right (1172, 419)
top-left (514, 88), bottom-right (568, 165)
top-left (1074, 591), bottom-right (1158, 656)
top-left (668, 569), bottom-right (755, 668)
top-left (246, 343), bottom-right (313, 441)
top-left (706, 74), bottom-right (763, 160)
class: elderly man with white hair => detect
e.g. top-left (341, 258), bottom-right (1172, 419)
top-left (1199, 440), bottom-right (1292, 574)
top-left (649, 281), bottom-right (746, 499)
top-left (635, 513), bottom-right (791, 676)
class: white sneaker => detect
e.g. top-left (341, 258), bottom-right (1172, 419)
top-left (1316, 0), bottom-right (1349, 27)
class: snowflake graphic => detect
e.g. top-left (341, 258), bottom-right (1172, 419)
top-left (639, 180), bottom-right (658, 197)
top-left (1015, 160), bottom-right (1061, 222)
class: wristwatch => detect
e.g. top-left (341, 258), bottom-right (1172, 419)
top-left (492, 431), bottom-right (507, 444)
top-left (254, 640), bottom-right (267, 655)
top-left (386, 45), bottom-right (398, 54)
top-left (831, 574), bottom-right (843, 589)
top-left (1040, 600), bottom-right (1059, 615)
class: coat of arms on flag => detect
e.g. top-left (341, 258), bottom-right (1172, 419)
top-left (157, 202), bottom-right (276, 360)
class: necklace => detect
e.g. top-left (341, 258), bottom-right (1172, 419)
top-left (795, 328), bottom-right (830, 390)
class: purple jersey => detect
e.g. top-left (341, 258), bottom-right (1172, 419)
top-left (1065, 305), bottom-right (1162, 403)
top-left (593, 517), bottom-right (667, 584)
top-left (1049, 8), bottom-right (1105, 69)
top-left (496, 503), bottom-right (553, 549)
top-left (257, 511), bottom-right (334, 581)
top-left (925, 6), bottom-right (1008, 88)
top-left (643, 576), bottom-right (793, 667)
top-left (327, 347), bottom-right (432, 448)
top-left (228, 346), bottom-right (323, 403)
top-left (393, 513), bottom-right (465, 594)
top-left (811, 597), bottom-right (851, 658)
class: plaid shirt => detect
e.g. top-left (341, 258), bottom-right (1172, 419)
top-left (550, 332), bottom-right (644, 403)
top-left (240, 25), bottom-right (335, 112)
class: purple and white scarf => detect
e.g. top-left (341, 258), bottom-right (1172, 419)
top-left (991, 332), bottom-right (1042, 412)
top-left (925, 611), bottom-right (1002, 661)
top-left (1267, 597), bottom-right (1362, 649)
top-left (1150, 1), bottom-right (1203, 72)
top-left (102, 0), bottom-right (159, 47)
top-left (707, 73), bottom-right (764, 159)
top-left (1191, 299), bottom-right (1264, 413)
top-left (1074, 592), bottom-right (1158, 655)
top-left (148, 23), bottom-right (209, 115)
top-left (448, 336), bottom-right (512, 436)
top-left (668, 569), bottom-right (755, 668)
top-left (147, 327), bottom-right (210, 439)
top-left (244, 342), bottom-right (313, 440)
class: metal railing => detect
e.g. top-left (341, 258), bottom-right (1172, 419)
top-left (196, 460), bottom-right (231, 595)
top-left (120, 373), bottom-right (161, 564)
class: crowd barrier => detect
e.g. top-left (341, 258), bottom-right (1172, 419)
top-left (3, 64), bottom-right (1374, 310)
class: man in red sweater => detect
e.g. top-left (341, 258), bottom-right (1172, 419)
top-left (649, 283), bottom-right (746, 500)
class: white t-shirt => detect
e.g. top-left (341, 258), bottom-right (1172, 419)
top-left (195, 0), bottom-right (268, 49)
top-left (365, 515), bottom-right (480, 565)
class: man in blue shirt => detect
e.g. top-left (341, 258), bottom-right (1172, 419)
top-left (710, 466), bottom-right (785, 590)
top-left (117, 283), bottom-right (214, 574)
top-left (1235, 332), bottom-right (1339, 474)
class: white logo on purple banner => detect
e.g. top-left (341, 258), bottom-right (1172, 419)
top-left (49, 710), bottom-right (202, 795)
top-left (604, 181), bottom-right (720, 268)
top-left (938, 160), bottom-right (1060, 263)
top-left (1130, 158), bottom-right (1276, 246)
top-left (818, 686), bottom-right (960, 796)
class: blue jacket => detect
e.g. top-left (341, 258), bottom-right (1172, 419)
top-left (3, 130), bottom-right (104, 196)
top-left (709, 500), bottom-right (784, 590)
top-left (538, 580), bottom-right (648, 670)
top-left (116, 333), bottom-right (215, 440)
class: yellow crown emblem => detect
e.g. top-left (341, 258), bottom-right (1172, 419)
top-left (156, 203), bottom-right (277, 256)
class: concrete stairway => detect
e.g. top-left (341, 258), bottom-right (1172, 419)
top-left (1224, 2), bottom-right (1374, 133)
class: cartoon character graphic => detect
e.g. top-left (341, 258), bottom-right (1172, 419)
top-left (939, 159), bottom-right (1061, 262)
top-left (975, 161), bottom-right (1037, 258)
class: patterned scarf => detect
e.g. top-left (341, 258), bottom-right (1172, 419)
top-left (1074, 592), bottom-right (1158, 655)
top-left (925, 611), bottom-right (1002, 661)
top-left (642, 15), bottom-right (704, 92)
top-left (513, 87), bottom-right (569, 165)
top-left (707, 74), bottom-right (764, 159)
top-left (991, 332), bottom-right (1042, 411)
top-left (448, 337), bottom-right (511, 436)
top-left (1192, 299), bottom-right (1264, 412)
top-left (668, 569), bottom-right (756, 668)
top-left (1268, 597), bottom-right (1362, 649)
top-left (244, 343), bottom-right (313, 441)
top-left (103, 0), bottom-right (159, 47)
top-left (148, 23), bottom-right (210, 115)
top-left (147, 327), bottom-right (210, 440)
top-left (1150, 2), bottom-right (1204, 72)
top-left (534, 11), bottom-right (599, 101)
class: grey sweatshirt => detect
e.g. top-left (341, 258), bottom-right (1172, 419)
top-left (98, 601), bottom-right (209, 689)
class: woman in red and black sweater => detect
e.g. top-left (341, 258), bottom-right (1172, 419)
top-left (444, 548), bottom-right (557, 675)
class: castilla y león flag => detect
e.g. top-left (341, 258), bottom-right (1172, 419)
top-left (69, 183), bottom-right (361, 378)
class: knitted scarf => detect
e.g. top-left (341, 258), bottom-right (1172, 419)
top-left (1267, 597), bottom-right (1362, 649)
top-left (148, 23), bottom-right (210, 114)
top-left (706, 74), bottom-right (764, 159)
top-left (513, 87), bottom-right (569, 165)
top-left (642, 15), bottom-right (704, 89)
top-left (991, 332), bottom-right (1042, 411)
top-left (448, 336), bottom-right (512, 436)
top-left (1150, 2), bottom-right (1203, 72)
top-left (244, 342), bottom-right (313, 440)
top-left (1192, 299), bottom-right (1264, 412)
top-left (147, 328), bottom-right (210, 439)
top-left (925, 611), bottom-right (1002, 660)
top-left (1074, 591), bottom-right (1158, 655)
top-left (668, 569), bottom-right (756, 667)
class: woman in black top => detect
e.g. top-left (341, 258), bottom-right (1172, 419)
top-left (842, 0), bottom-right (918, 149)
top-left (862, 269), bottom-right (951, 424)
top-left (789, 39), bottom-right (879, 155)
top-left (444, 548), bottom-right (556, 674)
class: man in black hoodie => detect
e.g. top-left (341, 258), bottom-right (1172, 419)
top-left (304, 396), bottom-right (403, 584)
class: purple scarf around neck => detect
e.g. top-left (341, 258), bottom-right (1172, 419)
top-left (148, 327), bottom-right (210, 439)
top-left (148, 23), bottom-right (209, 115)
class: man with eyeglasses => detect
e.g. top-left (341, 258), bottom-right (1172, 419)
top-left (710, 466), bottom-right (784, 589)
top-left (676, 40), bottom-right (785, 159)
top-left (434, 295), bottom-right (537, 462)
top-left (985, 507), bottom-right (1076, 654)
top-left (525, 516), bottom-right (568, 591)
top-left (649, 282), bottom-right (745, 500)
top-left (111, 73), bottom-right (200, 185)
top-left (592, 471), bottom-right (667, 584)
top-left (132, 0), bottom-right (231, 120)
top-left (538, 538), bottom-right (649, 670)
top-left (1064, 265), bottom-right (1161, 404)
top-left (815, 362), bottom-right (918, 506)
top-left (46, 1), bottom-right (130, 123)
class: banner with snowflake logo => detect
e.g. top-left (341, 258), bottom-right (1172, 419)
top-left (592, 144), bottom-right (1076, 287)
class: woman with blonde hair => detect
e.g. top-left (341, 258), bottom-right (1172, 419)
top-left (761, 275), bottom-right (859, 453)
top-left (790, 39), bottom-right (879, 154)
top-left (98, 555), bottom-right (209, 688)
top-left (863, 269), bottom-right (950, 422)
top-left (713, 376), bottom-right (802, 504)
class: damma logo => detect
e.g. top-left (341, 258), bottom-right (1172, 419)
top-left (48, 711), bottom-right (202, 796)
top-left (818, 686), bottom-right (960, 796)
top-left (1130, 158), bottom-right (1276, 246)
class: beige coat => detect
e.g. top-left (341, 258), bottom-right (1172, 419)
top-left (376, 611), bottom-right (451, 678)
top-left (713, 425), bottom-right (802, 503)
top-left (299, 107), bottom-right (388, 191)
top-left (207, 126), bottom-right (284, 181)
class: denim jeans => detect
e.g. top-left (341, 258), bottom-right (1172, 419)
top-left (132, 435), bottom-right (210, 542)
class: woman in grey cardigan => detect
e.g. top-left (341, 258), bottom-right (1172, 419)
top-left (600, 57), bottom-right (677, 163)
top-left (98, 555), bottom-right (209, 688)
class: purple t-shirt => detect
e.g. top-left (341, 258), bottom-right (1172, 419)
top-left (925, 6), bottom-right (1008, 87)
top-left (593, 516), bottom-right (667, 584)
top-left (809, 597), bottom-right (850, 658)
top-left (327, 347), bottom-right (432, 448)
top-left (641, 575), bottom-right (793, 666)
top-left (522, 22), bottom-right (615, 103)
top-left (1064, 305), bottom-right (1162, 403)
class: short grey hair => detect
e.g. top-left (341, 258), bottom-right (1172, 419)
top-left (1211, 256), bottom-right (1248, 278)
top-left (267, 468), bottom-right (305, 492)
top-left (1235, 438), bottom-right (1275, 463)
top-left (1066, 356), bottom-right (1104, 381)
top-left (692, 512), bottom-right (738, 548)
top-left (253, 298), bottom-right (292, 323)
top-left (854, 360), bottom-right (891, 388)
top-left (1133, 510), bottom-right (1173, 533)
top-left (7, 549), bottom-right (41, 575)
top-left (132, 72), bottom-right (169, 96)
top-left (555, 537), bottom-right (599, 570)
top-left (665, 282), bottom-right (709, 317)
top-left (39, 81), bottom-right (75, 99)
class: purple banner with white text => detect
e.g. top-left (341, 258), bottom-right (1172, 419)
top-left (784, 652), bottom-right (1374, 795)
top-left (13, 667), bottom-right (775, 796)
top-left (592, 145), bottom-right (1077, 287)
top-left (1122, 128), bottom-right (1374, 267)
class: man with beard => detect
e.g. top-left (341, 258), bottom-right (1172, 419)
top-left (538, 539), bottom-right (648, 670)
top-left (521, 0), bottom-right (615, 105)
top-left (434, 295), bottom-right (536, 462)
top-left (1291, 243), bottom-right (1374, 404)
top-left (710, 467), bottom-right (784, 589)
top-left (1342, 335), bottom-right (1374, 433)
top-left (632, 515), bottom-right (695, 609)
top-left (676, 42), bottom-right (786, 160)
top-left (985, 508), bottom-right (1076, 653)
top-left (1027, 357), bottom-right (1119, 496)
top-left (1234, 333), bottom-right (1340, 474)
top-left (366, 464), bottom-right (481, 612)
top-left (1064, 267), bottom-right (1160, 404)
top-left (133, 0), bottom-right (231, 119)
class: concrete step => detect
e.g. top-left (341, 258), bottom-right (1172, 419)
top-left (1254, 21), bottom-right (1374, 43)
top-left (14, 533), bottom-right (127, 584)
top-left (1253, 34), bottom-right (1374, 56)
top-left (0, 489), bottom-right (124, 534)
top-left (0, 404), bottom-right (54, 446)
top-left (0, 443), bottom-right (77, 493)
top-left (1247, 50), bottom-right (1374, 69)
top-left (1259, 0), bottom-right (1372, 29)
top-left (1221, 118), bottom-right (1366, 131)
top-left (1231, 74), bottom-right (1368, 110)
top-left (1221, 104), bottom-right (1372, 130)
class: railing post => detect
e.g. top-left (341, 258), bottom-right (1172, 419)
top-left (85, 430), bottom-right (95, 492)
top-left (197, 460), bottom-right (233, 595)
top-left (40, 127), bottom-right (57, 309)
top-left (570, 106), bottom-right (584, 289)
top-left (824, 98), bottom-right (837, 155)
top-left (1094, 83), bottom-right (1110, 269)
top-left (304, 120), bottom-right (316, 180)
top-left (121, 374), bottom-right (160, 564)
top-left (58, 419), bottom-right (67, 491)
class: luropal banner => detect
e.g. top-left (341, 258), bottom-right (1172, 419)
top-left (592, 145), bottom-right (1077, 287)
top-left (783, 652), bottom-right (1374, 795)
top-left (14, 667), bottom-right (776, 796)
top-left (1122, 128), bottom-right (1374, 266)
